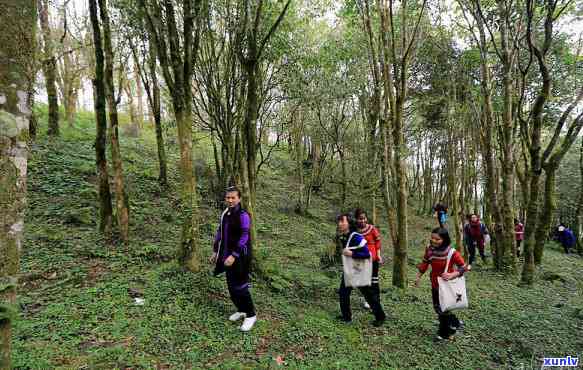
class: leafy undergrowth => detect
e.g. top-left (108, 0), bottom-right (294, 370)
top-left (15, 116), bottom-right (583, 369)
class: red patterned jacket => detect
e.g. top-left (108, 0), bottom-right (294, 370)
top-left (358, 224), bottom-right (382, 262)
top-left (417, 245), bottom-right (467, 289)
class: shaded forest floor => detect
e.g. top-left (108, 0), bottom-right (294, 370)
top-left (15, 114), bottom-right (583, 369)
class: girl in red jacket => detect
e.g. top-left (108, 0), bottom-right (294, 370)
top-left (355, 208), bottom-right (383, 308)
top-left (415, 227), bottom-right (468, 341)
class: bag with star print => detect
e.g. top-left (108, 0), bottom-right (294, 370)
top-left (437, 248), bottom-right (468, 312)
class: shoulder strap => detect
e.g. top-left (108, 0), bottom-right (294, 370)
top-left (220, 208), bottom-right (229, 223)
top-left (216, 208), bottom-right (230, 255)
top-left (444, 247), bottom-right (455, 271)
top-left (346, 232), bottom-right (356, 249)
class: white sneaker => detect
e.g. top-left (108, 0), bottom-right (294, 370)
top-left (240, 316), bottom-right (257, 332)
top-left (363, 301), bottom-right (371, 309)
top-left (229, 312), bottom-right (246, 322)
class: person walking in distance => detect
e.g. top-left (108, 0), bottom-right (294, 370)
top-left (463, 214), bottom-right (489, 268)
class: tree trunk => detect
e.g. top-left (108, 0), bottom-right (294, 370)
top-left (134, 68), bottom-right (145, 129)
top-left (392, 100), bottom-right (409, 288)
top-left (496, 0), bottom-right (517, 272)
top-left (124, 77), bottom-right (140, 136)
top-left (175, 106), bottom-right (200, 271)
top-left (28, 87), bottom-right (37, 141)
top-left (139, 0), bottom-right (203, 271)
top-left (576, 139), bottom-right (583, 255)
top-left (88, 0), bottom-right (114, 238)
top-left (0, 0), bottom-right (35, 365)
top-left (447, 132), bottom-right (462, 249)
top-left (339, 149), bottom-right (347, 208)
top-left (534, 168), bottom-right (557, 264)
top-left (380, 118), bottom-right (398, 247)
top-left (39, 0), bottom-right (59, 137)
top-left (145, 37), bottom-right (167, 188)
top-left (99, 0), bottom-right (129, 244)
top-left (241, 61), bottom-right (259, 251)
top-left (62, 42), bottom-right (78, 127)
top-left (521, 164), bottom-right (541, 284)
top-left (291, 108), bottom-right (305, 213)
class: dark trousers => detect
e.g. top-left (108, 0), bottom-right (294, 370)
top-left (432, 288), bottom-right (460, 338)
top-left (516, 240), bottom-right (522, 257)
top-left (468, 240), bottom-right (486, 265)
top-left (371, 261), bottom-right (380, 302)
top-left (339, 275), bottom-right (385, 321)
top-left (226, 269), bottom-right (255, 317)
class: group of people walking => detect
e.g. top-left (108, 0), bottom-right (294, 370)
top-left (209, 188), bottom-right (467, 341)
top-left (209, 188), bottom-right (576, 339)
top-left (335, 208), bottom-right (468, 340)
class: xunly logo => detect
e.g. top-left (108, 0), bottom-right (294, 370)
top-left (542, 356), bottom-right (579, 367)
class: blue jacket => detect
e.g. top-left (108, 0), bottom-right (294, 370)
top-left (558, 228), bottom-right (576, 248)
top-left (342, 232), bottom-right (371, 259)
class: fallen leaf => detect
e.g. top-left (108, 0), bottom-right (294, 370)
top-left (275, 355), bottom-right (285, 366)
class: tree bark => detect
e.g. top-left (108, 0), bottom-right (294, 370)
top-left (27, 87), bottom-right (37, 141)
top-left (131, 34), bottom-right (167, 187)
top-left (88, 0), bottom-right (114, 239)
top-left (140, 0), bottom-right (202, 271)
top-left (291, 108), bottom-right (305, 213)
top-left (99, 0), bottom-right (129, 244)
top-left (38, 0), bottom-right (60, 137)
top-left (496, 0), bottom-right (517, 271)
top-left (576, 139), bottom-right (583, 255)
top-left (534, 168), bottom-right (556, 263)
top-left (236, 0), bottom-right (292, 271)
top-left (124, 76), bottom-right (140, 136)
top-left (0, 0), bottom-right (35, 366)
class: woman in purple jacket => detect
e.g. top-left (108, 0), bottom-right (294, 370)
top-left (210, 186), bottom-right (256, 332)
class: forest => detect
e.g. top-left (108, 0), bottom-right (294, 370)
top-left (0, 0), bottom-right (582, 368)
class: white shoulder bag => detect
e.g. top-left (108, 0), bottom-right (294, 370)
top-left (342, 232), bottom-right (373, 288)
top-left (437, 248), bottom-right (468, 312)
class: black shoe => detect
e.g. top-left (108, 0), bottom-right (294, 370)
top-left (451, 320), bottom-right (464, 332)
top-left (336, 315), bottom-right (352, 323)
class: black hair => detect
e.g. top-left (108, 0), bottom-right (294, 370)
top-left (431, 227), bottom-right (451, 248)
top-left (225, 186), bottom-right (242, 198)
top-left (354, 208), bottom-right (367, 220)
top-left (336, 212), bottom-right (356, 232)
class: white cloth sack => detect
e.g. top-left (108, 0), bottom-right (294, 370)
top-left (437, 248), bottom-right (468, 312)
top-left (342, 232), bottom-right (372, 288)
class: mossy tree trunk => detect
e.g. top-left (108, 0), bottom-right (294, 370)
top-left (236, 0), bottom-right (292, 272)
top-left (88, 0), bottom-right (114, 239)
top-left (140, 0), bottom-right (203, 271)
top-left (576, 139), bottom-right (583, 255)
top-left (99, 0), bottom-right (130, 244)
top-left (0, 0), bottom-right (36, 366)
top-left (38, 0), bottom-right (60, 137)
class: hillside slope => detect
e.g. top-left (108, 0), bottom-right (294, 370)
top-left (15, 115), bottom-right (583, 369)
